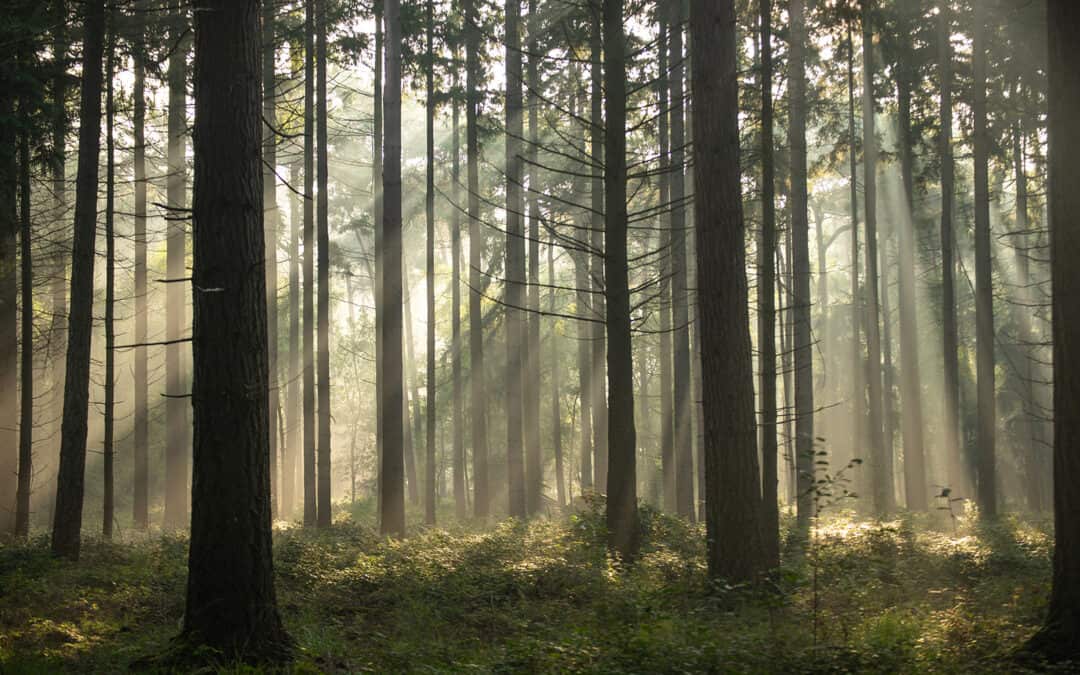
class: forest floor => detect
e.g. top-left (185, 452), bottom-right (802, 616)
top-left (0, 499), bottom-right (1068, 673)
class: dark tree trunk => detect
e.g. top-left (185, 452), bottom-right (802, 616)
top-left (590, 19), bottom-right (608, 494)
top-left (860, 0), bottom-right (892, 517)
top-left (303, 0), bottom-right (316, 527)
top-left (525, 0), bottom-right (542, 517)
top-left (132, 0), bottom-right (149, 530)
top-left (51, 0), bottom-right (105, 560)
top-left (1026, 3), bottom-right (1080, 658)
top-left (165, 0), bottom-right (191, 531)
top-left (451, 58), bottom-right (466, 520)
top-left (690, 0), bottom-right (765, 582)
top-left (182, 1), bottom-right (289, 659)
top-left (896, 66), bottom-right (927, 511)
top-left (103, 27), bottom-right (116, 539)
top-left (15, 117), bottom-right (33, 538)
top-left (972, 0), bottom-right (996, 518)
top-left (0, 94), bottom-right (15, 536)
top-left (263, 0), bottom-right (280, 519)
top-left (550, 236), bottom-right (565, 507)
top-left (669, 0), bottom-right (693, 520)
top-left (789, 0), bottom-right (814, 529)
top-left (847, 20), bottom-right (864, 495)
top-left (315, 0), bottom-right (332, 528)
top-left (466, 0), bottom-right (489, 518)
top-left (286, 156), bottom-right (301, 518)
top-left (425, 0), bottom-right (437, 526)
top-left (380, 0), bottom-right (406, 537)
top-left (403, 275), bottom-right (421, 505)
top-left (656, 17), bottom-right (674, 513)
top-left (602, 0), bottom-right (639, 560)
top-left (937, 0), bottom-right (962, 499)
top-left (372, 0), bottom-right (383, 516)
top-left (758, 0), bottom-right (779, 566)
top-left (505, 0), bottom-right (526, 519)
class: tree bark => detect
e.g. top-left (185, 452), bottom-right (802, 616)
top-left (451, 55), bottom-right (466, 519)
top-left (132, 0), bottom-right (149, 530)
top-left (425, 0), bottom-right (437, 526)
top-left (691, 0), bottom-right (765, 582)
top-left (590, 18), bottom-right (608, 494)
top-left (103, 25), bottom-right (116, 539)
top-left (182, 1), bottom-right (290, 658)
top-left (263, 0), bottom-right (280, 519)
top-left (51, 0), bottom-right (105, 560)
top-left (656, 18), bottom-right (674, 513)
top-left (525, 0), bottom-right (542, 517)
top-left (303, 0), bottom-right (317, 527)
top-left (315, 0), bottom-right (332, 528)
top-left (14, 107), bottom-right (33, 538)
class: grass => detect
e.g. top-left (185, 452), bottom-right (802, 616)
top-left (0, 500), bottom-right (1065, 673)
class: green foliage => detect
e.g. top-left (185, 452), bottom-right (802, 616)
top-left (0, 509), bottom-right (1057, 673)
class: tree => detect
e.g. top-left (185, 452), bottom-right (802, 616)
top-left (602, 0), bottom-right (639, 560)
top-left (263, 0), bottom-right (280, 518)
top-left (303, 0), bottom-right (317, 527)
top-left (758, 0), bottom-right (780, 566)
top-left (690, 0), bottom-right (765, 582)
top-left (505, 0), bottom-right (527, 519)
top-left (656, 17), bottom-right (674, 512)
top-left (182, 0), bottom-right (290, 659)
top-left (14, 70), bottom-right (33, 539)
top-left (451, 51), bottom-right (466, 520)
top-left (1025, 2), bottom-right (1080, 659)
top-left (972, 0), bottom-right (996, 519)
top-left (789, 0), bottom-right (814, 529)
top-left (316, 0), bottom-right (332, 528)
top-left (525, 0), bottom-right (542, 518)
top-left (590, 15), bottom-right (608, 494)
top-left (380, 0), bottom-right (406, 537)
top-left (132, 0), bottom-right (149, 530)
top-left (425, 0), bottom-right (437, 526)
top-left (51, 0), bottom-right (105, 560)
top-left (103, 21), bottom-right (116, 539)
top-left (165, 0), bottom-right (190, 530)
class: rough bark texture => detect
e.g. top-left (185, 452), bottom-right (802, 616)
top-left (602, 0), bottom-right (639, 560)
top-left (316, 0), bottom-right (332, 528)
top-left (164, 0), bottom-right (190, 530)
top-left (505, 0), bottom-right (526, 519)
top-left (789, 0), bottom-right (814, 528)
top-left (466, 0), bottom-right (489, 519)
top-left (15, 118), bottom-right (32, 538)
top-left (590, 20), bottom-right (608, 494)
top-left (103, 31), bottom-right (116, 539)
top-left (525, 0), bottom-right (542, 517)
top-left (758, 0), bottom-right (779, 566)
top-left (263, 0), bottom-right (280, 518)
top-left (380, 0), bottom-right (406, 537)
top-left (132, 1), bottom-right (149, 530)
top-left (691, 0), bottom-right (765, 582)
top-left (972, 0), bottom-right (996, 519)
top-left (182, 1), bottom-right (289, 659)
top-left (51, 0), bottom-right (104, 560)
top-left (303, 0), bottom-right (316, 526)
top-left (656, 21), bottom-right (674, 513)
top-left (0, 89), bottom-right (15, 537)
top-left (425, 0), bottom-right (437, 526)
top-left (847, 19), bottom-right (864, 499)
top-left (1027, 3), bottom-right (1080, 659)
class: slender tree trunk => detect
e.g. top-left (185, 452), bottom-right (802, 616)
top-left (602, 0), bottom-right (638, 559)
top-left (669, 0), bottom-right (693, 519)
top-left (505, 0), bottom-right (526, 519)
top-left (286, 157), bottom-right (301, 518)
top-left (263, 0), bottom-right (280, 519)
top-left (861, 0), bottom-right (892, 516)
top-left (50, 0), bottom-right (104, 560)
top-left (691, 0), bottom-right (765, 581)
top-left (525, 0), bottom-right (542, 517)
top-left (315, 0), bottom-right (332, 528)
top-left (758, 0), bottom-right (779, 566)
top-left (165, 0), bottom-right (191, 530)
top-left (590, 19), bottom-right (608, 494)
top-left (130, 1), bottom-right (149, 530)
top-left (425, 0), bottom-right (437, 526)
top-left (103, 27), bottom-right (116, 539)
top-left (0, 100), bottom-right (13, 537)
top-left (380, 0), bottom-right (406, 537)
top-left (303, 0), bottom-right (317, 526)
top-left (550, 236), bottom-right (565, 507)
top-left (656, 21), bottom-right (674, 513)
top-left (372, 1), bottom-right (384, 516)
top-left (14, 116), bottom-right (33, 538)
top-left (789, 0), bottom-right (814, 528)
top-left (847, 19), bottom-right (864, 496)
top-left (896, 67), bottom-right (927, 511)
top-left (451, 57), bottom-right (466, 519)
top-left (403, 275), bottom-right (421, 504)
top-left (466, 0), bottom-right (489, 518)
top-left (1026, 3), bottom-right (1080, 658)
top-left (972, 0), bottom-right (996, 518)
top-left (182, 1), bottom-right (290, 657)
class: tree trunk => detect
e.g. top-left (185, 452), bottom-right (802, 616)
top-left (602, 0), bottom-right (638, 560)
top-left (590, 19), bottom-right (608, 494)
top-left (263, 0), bottom-right (280, 519)
top-left (50, 0), bottom-right (104, 560)
top-left (103, 26), bottom-right (116, 539)
top-left (286, 156), bottom-right (301, 518)
top-left (669, 1), bottom-right (693, 520)
top-left (525, 0), bottom-right (542, 517)
top-left (379, 0), bottom-right (405, 537)
top-left (183, 1), bottom-right (289, 658)
top-left (303, 0), bottom-right (316, 527)
top-left (132, 0), bottom-right (149, 530)
top-left (550, 236), bottom-right (565, 507)
top-left (860, 0), bottom-right (892, 517)
top-left (14, 111), bottom-right (33, 538)
top-left (1027, 3), bottom-right (1080, 658)
top-left (425, 0), bottom-right (437, 526)
top-left (972, 0), bottom-right (996, 518)
top-left (451, 56), bottom-right (466, 520)
top-left (656, 18), bottom-right (675, 513)
top-left (758, 0), bottom-right (779, 566)
top-left (466, 0), bottom-right (489, 519)
top-left (691, 0), bottom-right (765, 581)
top-left (315, 0), bottom-right (332, 528)
top-left (165, 0), bottom-right (191, 530)
top-left (847, 19), bottom-right (864, 499)
top-left (403, 274), bottom-right (421, 504)
top-left (372, 0), bottom-right (384, 516)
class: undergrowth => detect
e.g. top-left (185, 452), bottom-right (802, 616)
top-left (0, 501), bottom-right (1060, 673)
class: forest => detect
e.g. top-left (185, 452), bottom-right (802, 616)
top-left (0, 0), bottom-right (1078, 671)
